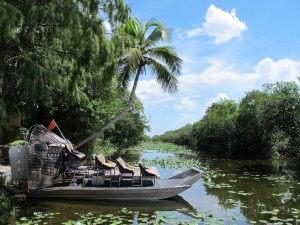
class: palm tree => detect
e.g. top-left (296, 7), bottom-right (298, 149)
top-left (75, 18), bottom-right (183, 149)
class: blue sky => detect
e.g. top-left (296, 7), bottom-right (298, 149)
top-left (123, 0), bottom-right (300, 136)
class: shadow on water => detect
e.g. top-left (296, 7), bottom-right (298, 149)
top-left (24, 195), bottom-right (194, 214)
top-left (10, 196), bottom-right (196, 224)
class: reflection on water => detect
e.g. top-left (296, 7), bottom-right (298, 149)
top-left (11, 149), bottom-right (300, 224)
top-left (25, 196), bottom-right (194, 214)
top-left (200, 157), bottom-right (300, 224)
top-left (16, 196), bottom-right (193, 224)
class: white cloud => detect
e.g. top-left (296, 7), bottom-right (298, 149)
top-left (178, 60), bottom-right (258, 93)
top-left (187, 28), bottom-right (204, 38)
top-left (203, 5), bottom-right (247, 44)
top-left (254, 57), bottom-right (300, 82)
top-left (181, 5), bottom-right (247, 44)
top-left (134, 57), bottom-right (300, 136)
top-left (133, 79), bottom-right (175, 106)
top-left (174, 97), bottom-right (197, 111)
top-left (205, 93), bottom-right (230, 108)
top-left (132, 58), bottom-right (300, 110)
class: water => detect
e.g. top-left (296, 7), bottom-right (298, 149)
top-left (9, 149), bottom-right (300, 224)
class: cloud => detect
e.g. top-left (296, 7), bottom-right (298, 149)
top-left (133, 57), bottom-right (300, 136)
top-left (132, 57), bottom-right (300, 109)
top-left (134, 79), bottom-right (175, 106)
top-left (178, 60), bottom-right (258, 93)
top-left (179, 5), bottom-right (247, 44)
top-left (186, 28), bottom-right (204, 38)
top-left (205, 93), bottom-right (230, 108)
top-left (203, 5), bottom-right (247, 44)
top-left (174, 97), bottom-right (197, 111)
top-left (254, 57), bottom-right (300, 82)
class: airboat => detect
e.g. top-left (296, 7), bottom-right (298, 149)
top-left (8, 124), bottom-right (203, 200)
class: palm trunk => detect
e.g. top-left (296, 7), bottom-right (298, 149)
top-left (74, 67), bottom-right (142, 149)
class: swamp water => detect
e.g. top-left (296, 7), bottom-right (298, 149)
top-left (9, 148), bottom-right (300, 225)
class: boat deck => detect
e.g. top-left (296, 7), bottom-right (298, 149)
top-left (68, 165), bottom-right (161, 188)
top-left (28, 168), bottom-right (203, 200)
top-left (50, 178), bottom-right (184, 190)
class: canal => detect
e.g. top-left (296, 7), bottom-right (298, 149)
top-left (9, 145), bottom-right (300, 224)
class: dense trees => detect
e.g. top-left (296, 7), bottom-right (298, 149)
top-left (153, 81), bottom-right (300, 159)
top-left (152, 124), bottom-right (193, 146)
top-left (0, 0), bottom-right (152, 154)
top-left (193, 100), bottom-right (238, 157)
top-left (0, 0), bottom-right (129, 118)
top-left (234, 90), bottom-right (268, 158)
top-left (1, 0), bottom-right (129, 113)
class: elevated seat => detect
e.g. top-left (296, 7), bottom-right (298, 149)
top-left (94, 154), bottom-right (117, 187)
top-left (95, 154), bottom-right (116, 171)
top-left (65, 143), bottom-right (86, 159)
top-left (116, 157), bottom-right (137, 186)
top-left (139, 163), bottom-right (160, 186)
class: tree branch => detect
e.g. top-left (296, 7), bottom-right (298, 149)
top-left (74, 66), bottom-right (142, 149)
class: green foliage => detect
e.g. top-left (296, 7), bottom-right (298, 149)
top-left (8, 140), bottom-right (27, 146)
top-left (193, 100), bottom-right (238, 156)
top-left (0, 193), bottom-right (12, 222)
top-left (93, 139), bottom-right (119, 158)
top-left (235, 90), bottom-right (269, 158)
top-left (262, 81), bottom-right (300, 156)
top-left (104, 108), bottom-right (149, 149)
top-left (42, 83), bottom-right (148, 154)
top-left (156, 81), bottom-right (300, 159)
top-left (152, 124), bottom-right (194, 146)
top-left (0, 1), bottom-right (23, 43)
top-left (0, 0), bottom-right (150, 153)
top-left (0, 98), bottom-right (5, 123)
top-left (134, 141), bottom-right (193, 154)
top-left (115, 18), bottom-right (182, 94)
top-left (0, 0), bottom-right (130, 119)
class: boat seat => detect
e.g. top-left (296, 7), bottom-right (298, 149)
top-left (65, 143), bottom-right (86, 160)
top-left (95, 154), bottom-right (116, 171)
top-left (116, 157), bottom-right (137, 186)
top-left (139, 163), bottom-right (159, 186)
top-left (63, 143), bottom-right (86, 183)
top-left (94, 154), bottom-right (117, 187)
top-left (116, 157), bottom-right (134, 174)
top-left (51, 142), bottom-right (86, 182)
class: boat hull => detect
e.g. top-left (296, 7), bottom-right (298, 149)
top-left (29, 183), bottom-right (190, 200)
top-left (28, 168), bottom-right (203, 200)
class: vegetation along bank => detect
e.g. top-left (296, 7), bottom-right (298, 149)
top-left (153, 81), bottom-right (300, 160)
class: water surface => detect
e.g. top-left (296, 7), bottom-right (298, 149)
top-left (11, 149), bottom-right (300, 224)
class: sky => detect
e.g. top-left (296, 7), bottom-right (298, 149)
top-left (123, 0), bottom-right (300, 136)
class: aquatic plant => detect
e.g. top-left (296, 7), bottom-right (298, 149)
top-left (0, 193), bottom-right (12, 223)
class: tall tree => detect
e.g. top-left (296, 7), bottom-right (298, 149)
top-left (236, 90), bottom-right (269, 158)
top-left (192, 100), bottom-right (238, 156)
top-left (262, 81), bottom-right (300, 157)
top-left (75, 18), bottom-right (183, 148)
top-left (0, 0), bottom-right (130, 123)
